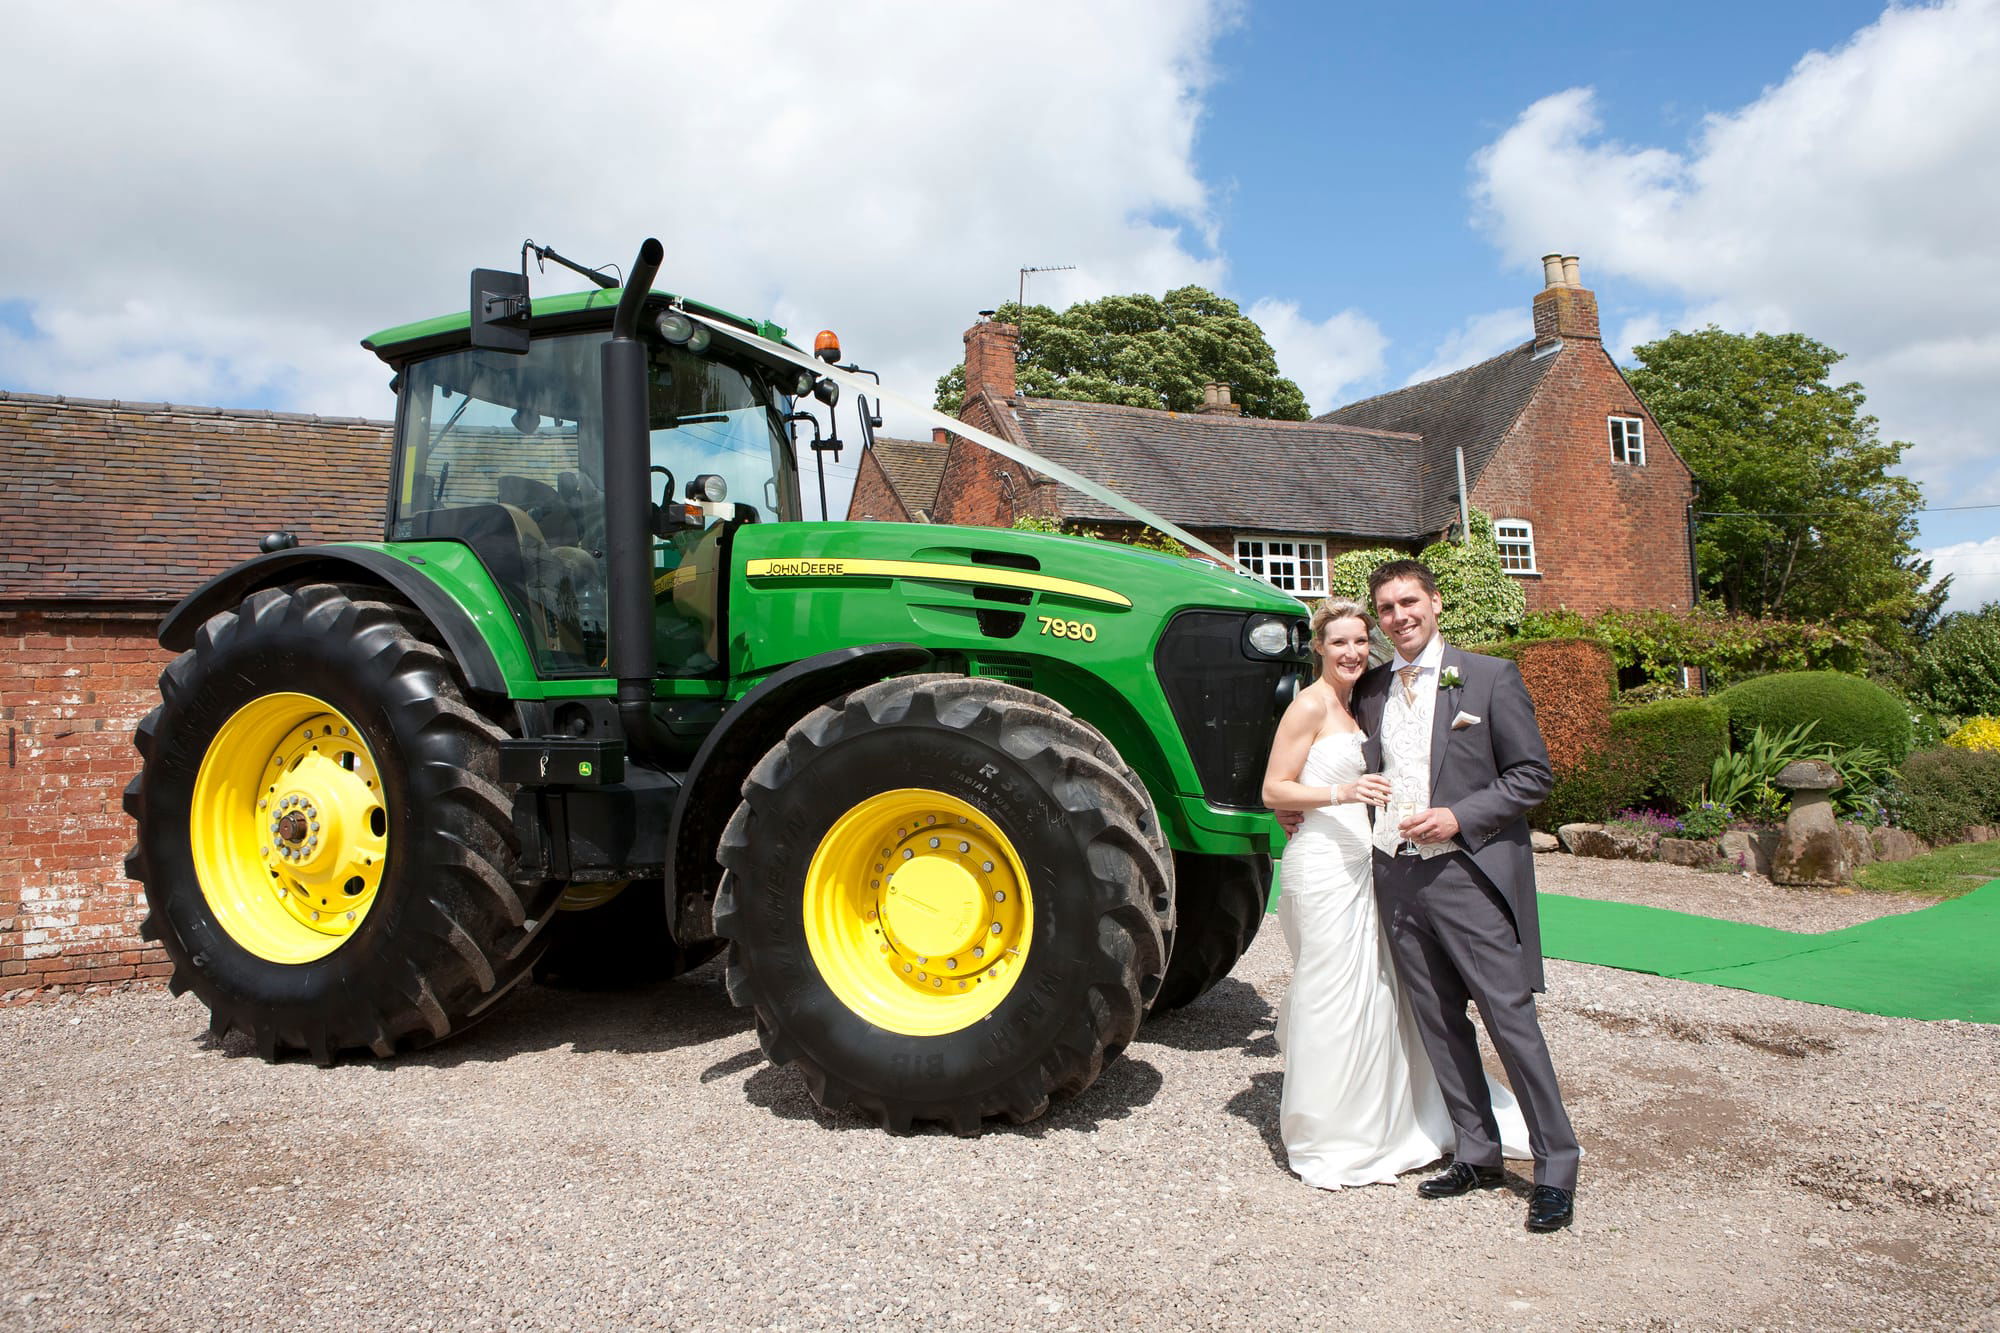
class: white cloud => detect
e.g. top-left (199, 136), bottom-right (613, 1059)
top-left (1925, 535), bottom-right (2000, 614)
top-left (0, 0), bottom-right (1235, 462)
top-left (1245, 298), bottom-right (1387, 416)
top-left (1403, 308), bottom-right (1530, 386)
top-left (1470, 0), bottom-right (2000, 511)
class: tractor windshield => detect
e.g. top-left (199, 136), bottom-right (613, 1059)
top-left (390, 329), bottom-right (798, 676)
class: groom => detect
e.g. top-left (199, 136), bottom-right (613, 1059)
top-left (1355, 560), bottom-right (1579, 1232)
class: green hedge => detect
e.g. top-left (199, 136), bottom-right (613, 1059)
top-left (1715, 670), bottom-right (1913, 764)
top-left (1890, 747), bottom-right (2000, 844)
top-left (1615, 698), bottom-right (1730, 810)
top-left (1528, 697), bottom-right (1729, 828)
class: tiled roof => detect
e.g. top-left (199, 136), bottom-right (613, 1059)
top-left (0, 391), bottom-right (392, 604)
top-left (866, 435), bottom-right (950, 519)
top-left (1315, 339), bottom-right (1557, 514)
top-left (1000, 397), bottom-right (1441, 539)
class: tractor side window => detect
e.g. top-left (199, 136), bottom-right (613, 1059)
top-left (391, 335), bottom-right (611, 675)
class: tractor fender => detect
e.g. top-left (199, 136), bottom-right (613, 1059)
top-left (156, 546), bottom-right (507, 696)
top-left (666, 642), bottom-right (934, 944)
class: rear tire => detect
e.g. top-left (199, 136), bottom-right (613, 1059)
top-left (1151, 851), bottom-right (1269, 1011)
top-left (124, 583), bottom-right (559, 1061)
top-left (714, 675), bottom-right (1170, 1134)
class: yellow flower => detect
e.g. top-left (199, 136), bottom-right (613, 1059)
top-left (1944, 716), bottom-right (2000, 752)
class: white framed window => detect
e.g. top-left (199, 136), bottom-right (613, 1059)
top-left (1234, 535), bottom-right (1328, 596)
top-left (1610, 415), bottom-right (1646, 464)
top-left (1494, 519), bottom-right (1537, 573)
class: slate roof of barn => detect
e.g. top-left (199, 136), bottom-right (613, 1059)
top-left (0, 391), bottom-right (391, 605)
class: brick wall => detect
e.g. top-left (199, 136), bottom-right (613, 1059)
top-left (0, 612), bottom-right (174, 997)
top-left (1472, 341), bottom-right (1694, 616)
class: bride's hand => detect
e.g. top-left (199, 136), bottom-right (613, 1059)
top-left (1346, 774), bottom-right (1392, 807)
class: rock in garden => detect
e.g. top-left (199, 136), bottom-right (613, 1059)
top-left (1531, 831), bottom-right (1560, 853)
top-left (1658, 837), bottom-right (1725, 869)
top-left (1869, 827), bottom-right (1928, 863)
top-left (1556, 823), bottom-right (1601, 854)
top-left (1720, 829), bottom-right (1776, 877)
top-left (1839, 823), bottom-right (1876, 869)
top-left (1570, 826), bottom-right (1659, 861)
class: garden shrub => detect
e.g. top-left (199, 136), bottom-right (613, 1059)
top-left (1532, 749), bottom-right (1645, 832)
top-left (1946, 716), bottom-right (2000, 752)
top-left (1715, 670), bottom-right (1913, 764)
top-left (1890, 746), bottom-right (2000, 843)
top-left (1609, 698), bottom-right (1730, 812)
top-left (1478, 637), bottom-right (1616, 777)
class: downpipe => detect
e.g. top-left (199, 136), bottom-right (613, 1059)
top-left (604, 238), bottom-right (666, 763)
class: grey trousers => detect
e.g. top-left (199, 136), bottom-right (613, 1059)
top-left (1373, 849), bottom-right (1580, 1191)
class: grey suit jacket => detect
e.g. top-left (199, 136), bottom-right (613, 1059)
top-left (1356, 642), bottom-right (1556, 990)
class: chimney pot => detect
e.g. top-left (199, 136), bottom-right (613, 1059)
top-left (1197, 382), bottom-right (1241, 415)
top-left (1541, 254), bottom-right (1565, 288)
top-left (1562, 255), bottom-right (1582, 287)
top-left (932, 427), bottom-right (949, 445)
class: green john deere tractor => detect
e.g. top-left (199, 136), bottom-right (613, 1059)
top-left (124, 238), bottom-right (1310, 1133)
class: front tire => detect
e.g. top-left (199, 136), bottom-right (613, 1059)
top-left (1151, 851), bottom-right (1269, 1011)
top-left (124, 583), bottom-right (558, 1061)
top-left (714, 675), bottom-right (1170, 1133)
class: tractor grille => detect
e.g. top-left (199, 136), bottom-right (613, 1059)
top-left (1154, 611), bottom-right (1298, 810)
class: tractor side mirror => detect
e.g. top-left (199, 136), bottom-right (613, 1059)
top-left (470, 267), bottom-right (530, 354)
top-left (650, 466), bottom-right (690, 534)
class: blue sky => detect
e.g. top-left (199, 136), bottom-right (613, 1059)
top-left (1, 1), bottom-right (1994, 604)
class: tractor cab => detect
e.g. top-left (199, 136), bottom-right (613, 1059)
top-left (385, 323), bottom-right (801, 680)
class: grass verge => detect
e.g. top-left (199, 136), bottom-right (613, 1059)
top-left (1853, 841), bottom-right (2000, 900)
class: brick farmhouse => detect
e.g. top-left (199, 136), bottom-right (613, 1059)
top-left (876, 255), bottom-right (1694, 615)
top-left (0, 393), bottom-right (389, 993)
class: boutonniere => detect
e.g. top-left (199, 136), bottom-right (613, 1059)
top-left (1438, 667), bottom-right (1464, 691)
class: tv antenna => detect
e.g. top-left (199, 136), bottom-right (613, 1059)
top-left (1018, 264), bottom-right (1076, 307)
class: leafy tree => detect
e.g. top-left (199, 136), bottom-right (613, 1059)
top-left (1908, 602), bottom-right (2000, 723)
top-left (1626, 328), bottom-right (1935, 649)
top-left (1325, 512), bottom-right (1525, 646)
top-left (935, 287), bottom-right (1309, 421)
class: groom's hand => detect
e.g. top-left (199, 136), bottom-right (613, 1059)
top-left (1273, 808), bottom-right (1304, 835)
top-left (1399, 806), bottom-right (1460, 844)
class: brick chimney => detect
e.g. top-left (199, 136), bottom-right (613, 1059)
top-left (963, 311), bottom-right (1019, 402)
top-left (1197, 382), bottom-right (1242, 416)
top-left (1532, 252), bottom-right (1600, 347)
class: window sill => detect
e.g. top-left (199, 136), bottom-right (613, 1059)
top-left (1502, 570), bottom-right (1542, 578)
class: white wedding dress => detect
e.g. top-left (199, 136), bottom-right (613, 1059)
top-left (1275, 731), bottom-right (1532, 1189)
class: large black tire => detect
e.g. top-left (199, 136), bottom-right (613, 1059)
top-left (535, 879), bottom-right (725, 989)
top-left (123, 583), bottom-right (560, 1061)
top-left (1150, 851), bottom-right (1270, 1011)
top-left (713, 675), bottom-right (1171, 1134)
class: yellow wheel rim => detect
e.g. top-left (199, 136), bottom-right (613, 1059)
top-left (189, 693), bottom-right (389, 964)
top-left (803, 788), bottom-right (1032, 1037)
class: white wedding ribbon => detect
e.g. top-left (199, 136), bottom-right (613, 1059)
top-left (682, 310), bottom-right (1261, 581)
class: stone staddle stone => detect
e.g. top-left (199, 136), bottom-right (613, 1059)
top-left (1774, 760), bottom-right (1848, 886)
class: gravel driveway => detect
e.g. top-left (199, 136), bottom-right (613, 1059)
top-left (3, 858), bottom-right (1996, 1331)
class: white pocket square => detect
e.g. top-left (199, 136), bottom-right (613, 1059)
top-left (1451, 711), bottom-right (1482, 730)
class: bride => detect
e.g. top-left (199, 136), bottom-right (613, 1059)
top-left (1262, 598), bottom-right (1529, 1189)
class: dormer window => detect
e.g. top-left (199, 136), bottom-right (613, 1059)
top-left (1610, 416), bottom-right (1646, 465)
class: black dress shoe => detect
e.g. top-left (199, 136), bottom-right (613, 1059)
top-left (1525, 1185), bottom-right (1574, 1232)
top-left (1416, 1161), bottom-right (1506, 1199)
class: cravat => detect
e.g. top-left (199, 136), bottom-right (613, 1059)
top-left (1398, 664), bottom-right (1421, 706)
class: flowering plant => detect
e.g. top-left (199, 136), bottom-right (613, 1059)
top-left (1438, 667), bottom-right (1464, 691)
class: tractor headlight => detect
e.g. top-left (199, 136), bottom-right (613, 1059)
top-left (688, 474), bottom-right (728, 503)
top-left (1245, 615), bottom-right (1293, 657)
